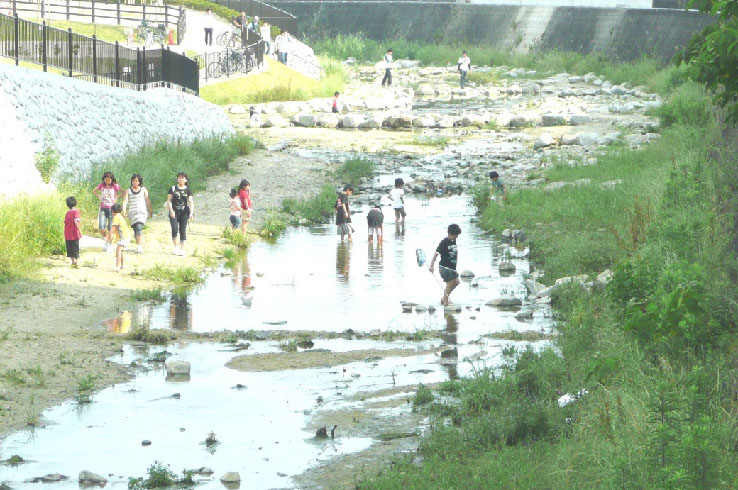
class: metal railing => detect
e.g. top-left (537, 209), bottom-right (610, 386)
top-left (0, 12), bottom-right (199, 94)
top-left (2, 0), bottom-right (184, 29)
top-left (193, 37), bottom-right (264, 82)
top-left (209, 0), bottom-right (297, 36)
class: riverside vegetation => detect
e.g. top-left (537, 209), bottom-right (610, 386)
top-left (358, 58), bottom-right (738, 487)
top-left (0, 135), bottom-right (254, 281)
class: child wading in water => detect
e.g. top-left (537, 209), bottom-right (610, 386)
top-left (336, 184), bottom-right (354, 242)
top-left (229, 188), bottom-right (242, 230)
top-left (389, 177), bottom-right (406, 226)
top-left (167, 172), bottom-right (194, 256)
top-left (122, 174), bottom-right (152, 254)
top-left (429, 224), bottom-right (461, 306)
top-left (64, 196), bottom-right (82, 268)
top-left (366, 201), bottom-right (384, 244)
top-left (110, 204), bottom-right (130, 271)
top-left (93, 171), bottom-right (120, 251)
top-left (238, 179), bottom-right (252, 233)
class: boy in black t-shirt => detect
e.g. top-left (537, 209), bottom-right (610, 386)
top-left (429, 224), bottom-right (461, 306)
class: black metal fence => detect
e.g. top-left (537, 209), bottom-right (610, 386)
top-left (209, 0), bottom-right (297, 36)
top-left (193, 37), bottom-right (264, 83)
top-left (0, 12), bottom-right (199, 93)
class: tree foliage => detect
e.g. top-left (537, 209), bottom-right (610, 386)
top-left (675, 0), bottom-right (738, 122)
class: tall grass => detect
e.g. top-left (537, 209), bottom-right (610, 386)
top-left (281, 184), bottom-right (337, 224)
top-left (334, 155), bottom-right (375, 184)
top-left (83, 134), bottom-right (254, 210)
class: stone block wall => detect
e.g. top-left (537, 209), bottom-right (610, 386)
top-left (275, 2), bottom-right (715, 63)
top-left (0, 64), bottom-right (233, 199)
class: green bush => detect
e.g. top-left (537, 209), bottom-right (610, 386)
top-left (34, 136), bottom-right (60, 184)
top-left (281, 184), bottom-right (337, 224)
top-left (259, 214), bottom-right (286, 240)
top-left (334, 155), bottom-right (375, 184)
top-left (653, 82), bottom-right (712, 127)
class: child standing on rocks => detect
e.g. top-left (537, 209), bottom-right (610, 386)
top-left (429, 224), bottom-right (462, 306)
top-left (64, 196), bottom-right (82, 268)
top-left (93, 171), bottom-right (120, 251)
top-left (366, 202), bottom-right (384, 244)
top-left (110, 204), bottom-right (130, 271)
top-left (122, 174), bottom-right (152, 254)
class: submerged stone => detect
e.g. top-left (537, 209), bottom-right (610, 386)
top-left (78, 470), bottom-right (107, 487)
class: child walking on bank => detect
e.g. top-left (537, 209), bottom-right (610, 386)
top-left (428, 224), bottom-right (462, 306)
top-left (92, 171), bottom-right (121, 251)
top-left (64, 196), bottom-right (82, 268)
top-left (167, 172), bottom-right (194, 256)
top-left (229, 189), bottom-right (242, 230)
top-left (110, 204), bottom-right (130, 271)
top-left (122, 174), bottom-right (152, 254)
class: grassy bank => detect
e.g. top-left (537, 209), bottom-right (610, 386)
top-left (200, 56), bottom-right (346, 105)
top-left (0, 135), bottom-right (253, 281)
top-left (360, 62), bottom-right (738, 487)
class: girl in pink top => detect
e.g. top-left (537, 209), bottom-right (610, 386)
top-left (238, 179), bottom-right (252, 233)
top-left (92, 171), bottom-right (121, 247)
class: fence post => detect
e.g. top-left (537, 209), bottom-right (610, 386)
top-left (66, 0), bottom-right (69, 21)
top-left (92, 34), bottom-right (97, 83)
top-left (164, 1), bottom-right (168, 28)
top-left (42, 21), bottom-right (47, 72)
top-left (67, 28), bottom-right (72, 77)
top-left (12, 0), bottom-right (16, 16)
top-left (142, 3), bottom-right (146, 23)
top-left (164, 46), bottom-right (170, 89)
top-left (136, 48), bottom-right (141, 90)
top-left (91, 0), bottom-right (95, 23)
top-left (116, 2), bottom-right (120, 26)
top-left (115, 41), bottom-right (119, 88)
top-left (41, 0), bottom-right (45, 19)
top-left (142, 46), bottom-right (146, 90)
top-left (13, 13), bottom-right (18, 66)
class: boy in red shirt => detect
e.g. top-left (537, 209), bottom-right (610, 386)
top-left (64, 196), bottom-right (82, 268)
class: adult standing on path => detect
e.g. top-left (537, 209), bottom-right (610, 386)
top-left (276, 30), bottom-right (293, 64)
top-left (381, 48), bottom-right (393, 87)
top-left (458, 50), bottom-right (471, 89)
top-left (204, 8), bottom-right (214, 46)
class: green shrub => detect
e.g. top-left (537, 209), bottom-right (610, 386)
top-left (281, 184), bottom-right (337, 224)
top-left (128, 461), bottom-right (193, 489)
top-left (222, 227), bottom-right (251, 248)
top-left (334, 156), bottom-right (375, 184)
top-left (413, 384), bottom-right (434, 410)
top-left (34, 136), bottom-right (60, 184)
top-left (259, 215), bottom-right (286, 240)
top-left (653, 82), bottom-right (712, 127)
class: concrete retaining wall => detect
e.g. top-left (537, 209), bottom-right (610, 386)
top-left (276, 2), bottom-right (714, 62)
top-left (0, 64), bottom-right (232, 199)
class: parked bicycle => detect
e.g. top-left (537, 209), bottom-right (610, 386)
top-left (215, 28), bottom-right (242, 48)
top-left (137, 21), bottom-right (166, 48)
top-left (207, 48), bottom-right (256, 78)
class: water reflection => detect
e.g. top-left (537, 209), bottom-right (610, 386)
top-left (367, 242), bottom-right (383, 275)
top-left (336, 242), bottom-right (350, 282)
top-left (104, 310), bottom-right (131, 333)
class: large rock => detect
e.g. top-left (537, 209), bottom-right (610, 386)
top-left (359, 116), bottom-right (384, 129)
top-left (263, 115), bottom-right (289, 128)
top-left (165, 360), bottom-right (191, 376)
top-left (341, 114), bottom-right (365, 128)
top-left (228, 105), bottom-right (247, 114)
top-left (508, 116), bottom-right (531, 128)
top-left (459, 269), bottom-right (475, 278)
top-left (574, 132), bottom-right (600, 146)
top-left (220, 472), bottom-right (241, 483)
top-left (412, 116), bottom-right (435, 128)
top-left (460, 114), bottom-right (486, 127)
top-left (385, 115), bottom-right (413, 129)
top-left (416, 84), bottom-right (436, 96)
top-left (486, 295), bottom-right (522, 308)
top-left (568, 114), bottom-right (591, 126)
top-left (436, 116), bottom-right (457, 128)
top-left (79, 470), bottom-right (107, 487)
top-left (315, 113), bottom-right (340, 128)
top-left (291, 112), bottom-right (316, 128)
top-left (541, 114), bottom-right (566, 126)
top-left (534, 133), bottom-right (555, 150)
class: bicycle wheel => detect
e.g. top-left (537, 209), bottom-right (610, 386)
top-left (241, 55), bottom-right (254, 73)
top-left (207, 61), bottom-right (223, 78)
top-left (227, 56), bottom-right (242, 74)
top-left (216, 31), bottom-right (228, 47)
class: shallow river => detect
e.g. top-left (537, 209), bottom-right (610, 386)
top-left (1, 176), bottom-right (552, 488)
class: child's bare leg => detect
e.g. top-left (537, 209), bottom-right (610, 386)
top-left (368, 234), bottom-right (373, 243)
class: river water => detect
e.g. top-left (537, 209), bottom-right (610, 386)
top-left (1, 171), bottom-right (552, 489)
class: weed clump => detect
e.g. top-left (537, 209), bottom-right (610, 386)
top-left (128, 461), bottom-right (193, 489)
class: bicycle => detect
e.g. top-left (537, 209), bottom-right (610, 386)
top-left (207, 49), bottom-right (243, 78)
top-left (215, 28), bottom-right (242, 48)
top-left (137, 21), bottom-right (166, 48)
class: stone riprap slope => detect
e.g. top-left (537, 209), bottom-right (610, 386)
top-left (0, 64), bottom-right (233, 198)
